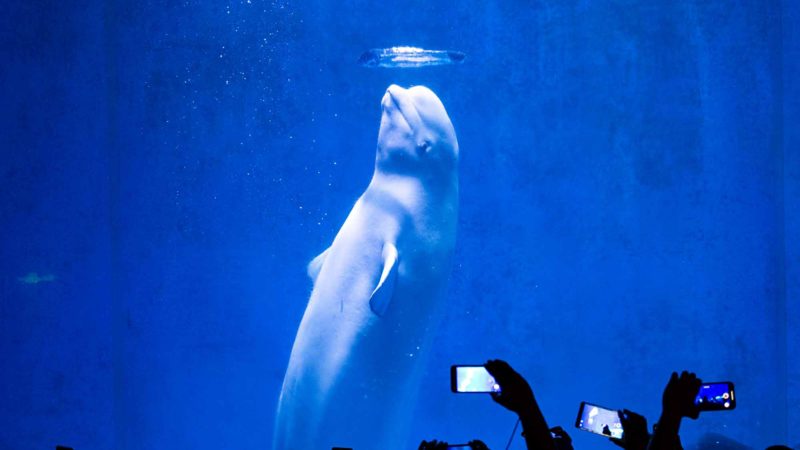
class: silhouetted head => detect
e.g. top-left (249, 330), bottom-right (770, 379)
top-left (376, 85), bottom-right (458, 179)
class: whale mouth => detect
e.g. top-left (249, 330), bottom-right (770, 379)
top-left (384, 85), bottom-right (419, 130)
top-left (382, 92), bottom-right (409, 131)
top-left (385, 89), bottom-right (408, 121)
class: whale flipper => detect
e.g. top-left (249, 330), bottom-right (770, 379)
top-left (307, 248), bottom-right (331, 282)
top-left (369, 242), bottom-right (398, 317)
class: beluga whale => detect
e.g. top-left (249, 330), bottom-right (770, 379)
top-left (273, 84), bottom-right (459, 450)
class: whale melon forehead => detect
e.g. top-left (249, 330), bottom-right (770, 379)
top-left (408, 85), bottom-right (439, 103)
top-left (407, 86), bottom-right (446, 119)
top-left (406, 86), bottom-right (456, 143)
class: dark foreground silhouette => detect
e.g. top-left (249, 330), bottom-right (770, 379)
top-left (419, 361), bottom-right (792, 450)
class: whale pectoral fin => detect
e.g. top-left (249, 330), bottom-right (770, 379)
top-left (369, 242), bottom-right (398, 317)
top-left (307, 247), bottom-right (331, 282)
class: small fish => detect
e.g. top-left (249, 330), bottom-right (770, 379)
top-left (359, 46), bottom-right (465, 68)
top-left (18, 272), bottom-right (56, 285)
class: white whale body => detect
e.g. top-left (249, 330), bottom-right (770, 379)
top-left (273, 84), bottom-right (459, 449)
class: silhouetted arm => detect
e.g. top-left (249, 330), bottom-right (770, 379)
top-left (485, 360), bottom-right (555, 450)
top-left (647, 372), bottom-right (700, 450)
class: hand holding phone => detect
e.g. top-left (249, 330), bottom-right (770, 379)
top-left (661, 371), bottom-right (703, 420)
top-left (575, 402), bottom-right (624, 440)
top-left (610, 409), bottom-right (649, 450)
top-left (484, 359), bottom-right (537, 416)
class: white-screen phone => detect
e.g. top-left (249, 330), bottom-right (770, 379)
top-left (575, 401), bottom-right (624, 439)
top-left (450, 365), bottom-right (501, 393)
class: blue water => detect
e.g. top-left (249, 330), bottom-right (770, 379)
top-left (1, 1), bottom-right (798, 449)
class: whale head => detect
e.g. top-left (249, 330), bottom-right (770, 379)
top-left (376, 85), bottom-right (458, 179)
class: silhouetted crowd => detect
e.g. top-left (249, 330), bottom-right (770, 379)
top-left (419, 360), bottom-right (793, 450)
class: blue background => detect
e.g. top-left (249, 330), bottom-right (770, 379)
top-left (1, 1), bottom-right (797, 449)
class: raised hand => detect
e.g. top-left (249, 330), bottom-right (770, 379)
top-left (484, 359), bottom-right (555, 450)
top-left (647, 371), bottom-right (702, 450)
top-left (484, 359), bottom-right (536, 415)
top-left (610, 409), bottom-right (649, 450)
top-left (662, 371), bottom-right (701, 420)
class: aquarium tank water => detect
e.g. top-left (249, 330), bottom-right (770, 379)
top-left (1, 1), bottom-right (798, 449)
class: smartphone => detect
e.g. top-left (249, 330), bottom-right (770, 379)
top-left (450, 365), bottom-right (501, 393)
top-left (695, 382), bottom-right (735, 411)
top-left (575, 402), bottom-right (624, 439)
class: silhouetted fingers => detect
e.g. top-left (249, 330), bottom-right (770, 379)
top-left (485, 359), bottom-right (511, 376)
top-left (485, 359), bottom-right (514, 386)
top-left (489, 390), bottom-right (512, 410)
top-left (551, 426), bottom-right (571, 441)
top-left (691, 376), bottom-right (702, 392)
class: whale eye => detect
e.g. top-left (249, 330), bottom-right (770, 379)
top-left (416, 141), bottom-right (432, 155)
